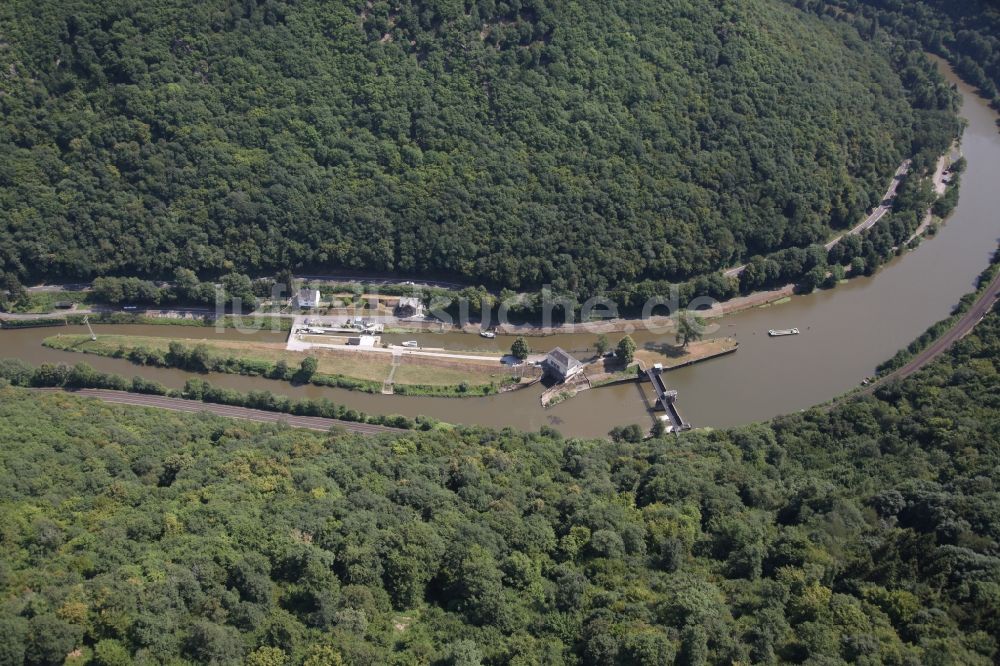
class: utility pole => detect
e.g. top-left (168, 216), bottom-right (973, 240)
top-left (82, 315), bottom-right (96, 341)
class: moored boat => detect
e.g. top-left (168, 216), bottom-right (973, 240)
top-left (401, 340), bottom-right (419, 348)
top-left (479, 330), bottom-right (497, 339)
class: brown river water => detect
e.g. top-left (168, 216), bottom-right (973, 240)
top-left (2, 61), bottom-right (998, 438)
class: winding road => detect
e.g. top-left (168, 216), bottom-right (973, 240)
top-left (723, 160), bottom-right (912, 278)
top-left (30, 388), bottom-right (406, 435)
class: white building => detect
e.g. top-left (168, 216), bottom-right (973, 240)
top-left (543, 347), bottom-right (583, 382)
top-left (395, 297), bottom-right (425, 318)
top-left (347, 334), bottom-right (379, 348)
top-left (296, 288), bottom-right (321, 309)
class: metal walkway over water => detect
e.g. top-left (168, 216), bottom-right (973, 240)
top-left (645, 365), bottom-right (691, 432)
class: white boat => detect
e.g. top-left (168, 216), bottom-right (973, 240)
top-left (768, 328), bottom-right (800, 337)
top-left (401, 340), bottom-right (419, 348)
top-left (479, 330), bottom-right (497, 339)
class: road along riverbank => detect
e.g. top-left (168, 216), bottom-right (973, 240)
top-left (1, 59), bottom-right (997, 437)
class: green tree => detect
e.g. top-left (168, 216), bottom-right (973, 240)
top-left (798, 265), bottom-right (828, 294)
top-left (94, 639), bottom-right (132, 666)
top-left (303, 646), bottom-right (344, 666)
top-left (616, 335), bottom-right (636, 364)
top-left (222, 273), bottom-right (256, 311)
top-left (623, 423), bottom-right (645, 443)
top-left (183, 378), bottom-right (207, 400)
top-left (174, 267), bottom-right (201, 302)
top-left (0, 616), bottom-right (28, 666)
top-left (594, 334), bottom-right (610, 356)
top-left (824, 264), bottom-right (845, 288)
top-left (246, 646), bottom-right (287, 666)
top-left (272, 359), bottom-right (290, 380)
top-left (621, 631), bottom-right (676, 666)
top-left (444, 640), bottom-right (482, 666)
top-left (26, 614), bottom-right (81, 666)
top-left (66, 362), bottom-right (99, 388)
top-left (184, 621), bottom-right (243, 665)
top-left (189, 344), bottom-right (212, 372)
top-left (298, 356), bottom-right (319, 381)
top-left (511, 337), bottom-right (530, 361)
top-left (276, 269), bottom-right (294, 300)
top-left (3, 274), bottom-right (27, 307)
top-left (92, 277), bottom-right (125, 304)
top-left (679, 624), bottom-right (708, 666)
top-left (676, 314), bottom-right (704, 347)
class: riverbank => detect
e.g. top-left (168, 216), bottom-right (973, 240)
top-left (27, 388), bottom-right (407, 435)
top-left (0, 361), bottom-right (418, 432)
top-left (0, 310), bottom-right (295, 331)
top-left (42, 334), bottom-right (526, 398)
top-left (1, 156), bottom-right (945, 344)
top-left (0, 57), bottom-right (993, 437)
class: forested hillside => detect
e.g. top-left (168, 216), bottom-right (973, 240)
top-left (795, 0), bottom-right (1000, 103)
top-left (0, 0), bottom-right (927, 293)
top-left (1, 307), bottom-right (998, 664)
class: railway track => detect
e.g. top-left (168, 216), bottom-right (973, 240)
top-left (29, 388), bottom-right (405, 435)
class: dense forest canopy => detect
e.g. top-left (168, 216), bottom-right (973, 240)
top-left (0, 0), bottom-right (926, 294)
top-left (1, 305), bottom-right (999, 664)
top-left (793, 0), bottom-right (1000, 103)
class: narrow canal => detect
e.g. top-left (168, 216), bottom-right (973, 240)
top-left (2, 60), bottom-right (998, 438)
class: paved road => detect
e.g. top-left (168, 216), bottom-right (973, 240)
top-left (824, 161), bottom-right (912, 250)
top-left (296, 273), bottom-right (467, 290)
top-left (24, 282), bottom-right (92, 293)
top-left (0, 310), bottom-right (95, 320)
top-left (723, 160), bottom-right (912, 278)
top-left (31, 388), bottom-right (405, 435)
top-left (23, 274), bottom-right (467, 295)
top-left (0, 305), bottom-right (216, 321)
top-left (15, 163), bottom-right (918, 298)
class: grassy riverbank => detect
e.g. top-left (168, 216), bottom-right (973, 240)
top-left (0, 312), bottom-right (296, 330)
top-left (75, 312), bottom-right (296, 330)
top-left (0, 361), bottom-right (420, 431)
top-left (42, 334), bottom-right (518, 397)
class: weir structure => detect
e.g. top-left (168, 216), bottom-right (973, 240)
top-left (645, 364), bottom-right (691, 432)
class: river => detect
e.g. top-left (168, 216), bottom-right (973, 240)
top-left (2, 60), bottom-right (997, 438)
